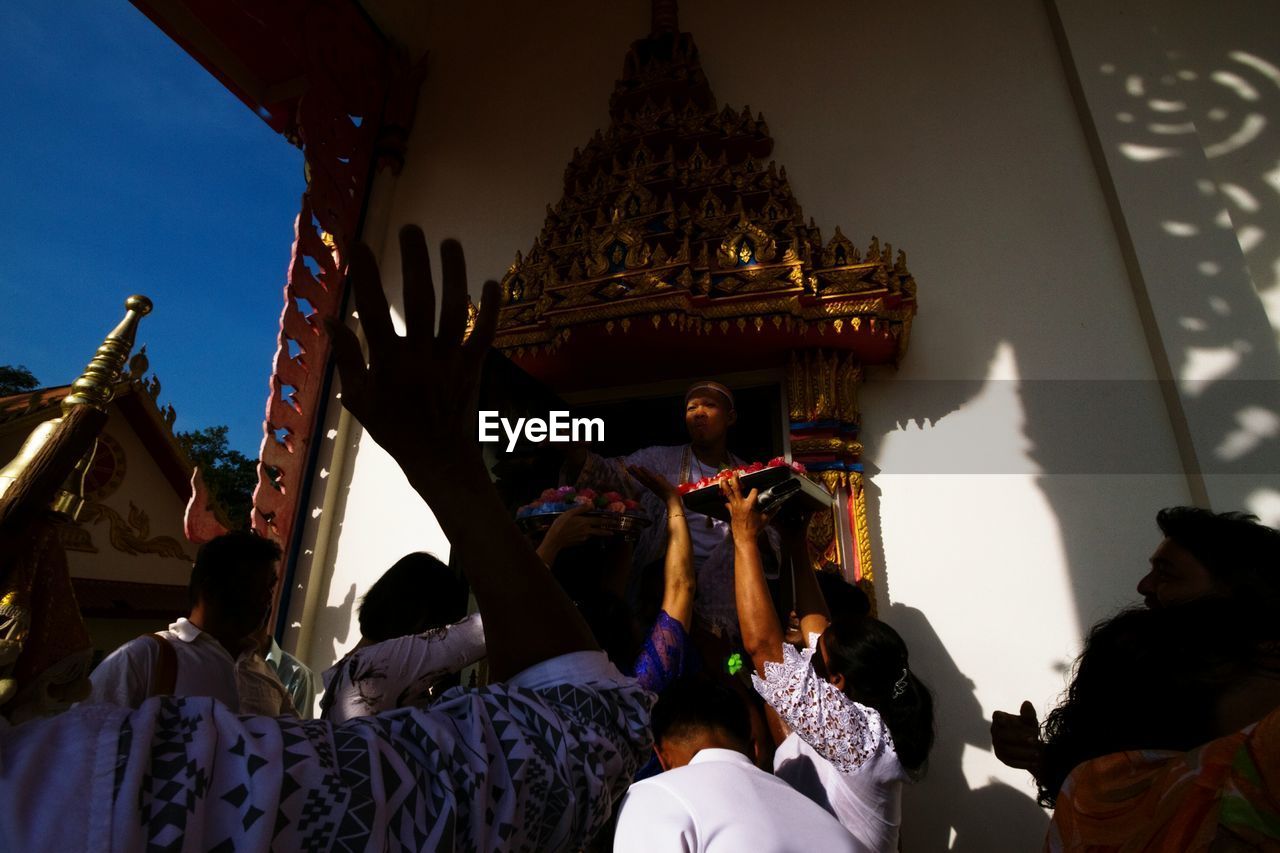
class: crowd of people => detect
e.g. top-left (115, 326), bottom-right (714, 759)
top-left (0, 225), bottom-right (1277, 851)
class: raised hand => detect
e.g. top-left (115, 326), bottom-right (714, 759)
top-left (991, 700), bottom-right (1044, 776)
top-left (328, 226), bottom-right (499, 490)
top-left (327, 226), bottom-right (595, 680)
top-left (537, 504), bottom-right (614, 566)
top-left (721, 473), bottom-right (765, 539)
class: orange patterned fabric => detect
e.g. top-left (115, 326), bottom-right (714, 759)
top-left (1046, 706), bottom-right (1280, 851)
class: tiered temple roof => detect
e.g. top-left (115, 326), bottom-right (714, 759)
top-left (495, 15), bottom-right (917, 390)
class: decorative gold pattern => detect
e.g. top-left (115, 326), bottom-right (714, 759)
top-left (786, 348), bottom-right (875, 592)
top-left (85, 502), bottom-right (192, 562)
top-left (493, 25), bottom-right (916, 359)
top-left (853, 477), bottom-right (875, 589)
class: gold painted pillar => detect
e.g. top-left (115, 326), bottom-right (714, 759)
top-left (786, 349), bottom-right (875, 605)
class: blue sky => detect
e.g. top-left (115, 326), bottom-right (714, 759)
top-left (0, 0), bottom-right (302, 454)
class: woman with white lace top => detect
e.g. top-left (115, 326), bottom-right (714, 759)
top-left (722, 474), bottom-right (935, 851)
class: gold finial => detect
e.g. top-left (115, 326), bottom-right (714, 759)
top-left (61, 295), bottom-right (152, 412)
top-left (0, 296), bottom-right (152, 518)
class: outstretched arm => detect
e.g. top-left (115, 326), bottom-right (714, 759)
top-left (629, 465), bottom-right (694, 631)
top-left (780, 509), bottom-right (830, 640)
top-left (723, 474), bottom-right (785, 673)
top-left (329, 227), bottom-right (596, 681)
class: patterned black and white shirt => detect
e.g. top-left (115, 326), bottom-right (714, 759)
top-left (0, 650), bottom-right (653, 852)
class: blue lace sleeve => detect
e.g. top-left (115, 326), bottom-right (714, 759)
top-left (632, 610), bottom-right (688, 694)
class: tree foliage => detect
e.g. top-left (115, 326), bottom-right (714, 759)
top-left (176, 425), bottom-right (257, 530)
top-left (0, 364), bottom-right (39, 396)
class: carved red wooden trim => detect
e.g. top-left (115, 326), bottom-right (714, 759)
top-left (249, 7), bottom-right (422, 581)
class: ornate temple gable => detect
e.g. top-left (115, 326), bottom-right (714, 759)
top-left (495, 8), bottom-right (918, 383)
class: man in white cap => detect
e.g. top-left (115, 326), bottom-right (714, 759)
top-left (565, 380), bottom-right (777, 641)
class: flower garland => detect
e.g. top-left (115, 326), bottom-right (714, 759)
top-left (676, 456), bottom-right (807, 495)
top-left (516, 486), bottom-right (643, 519)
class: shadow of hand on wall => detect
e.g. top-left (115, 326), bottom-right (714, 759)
top-left (888, 604), bottom-right (1049, 851)
top-left (310, 582), bottom-right (357, 673)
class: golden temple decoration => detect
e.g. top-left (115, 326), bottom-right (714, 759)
top-left (62, 296), bottom-right (152, 412)
top-left (493, 15), bottom-right (917, 363)
top-left (85, 502), bottom-right (192, 562)
top-left (0, 296), bottom-right (151, 519)
top-left (853, 477), bottom-right (876, 598)
top-left (490, 2), bottom-right (912, 599)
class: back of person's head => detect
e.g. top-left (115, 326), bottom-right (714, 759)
top-left (816, 571), bottom-right (871, 623)
top-left (651, 676), bottom-right (753, 759)
top-left (358, 552), bottom-right (465, 643)
top-left (822, 615), bottom-right (935, 775)
top-left (1039, 597), bottom-right (1275, 807)
top-left (1156, 507), bottom-right (1280, 601)
top-left (189, 531), bottom-right (282, 633)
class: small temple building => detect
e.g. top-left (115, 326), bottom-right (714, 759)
top-left (0, 350), bottom-right (202, 663)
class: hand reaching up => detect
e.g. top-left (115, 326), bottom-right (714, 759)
top-left (991, 700), bottom-right (1044, 777)
top-left (721, 473), bottom-right (766, 540)
top-left (537, 504), bottom-right (613, 566)
top-left (327, 226), bottom-right (595, 680)
top-left (328, 226), bottom-right (499, 491)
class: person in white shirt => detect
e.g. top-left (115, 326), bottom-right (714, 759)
top-left (84, 530), bottom-right (288, 714)
top-left (321, 612), bottom-right (486, 723)
top-left (724, 475), bottom-right (936, 851)
top-left (614, 676), bottom-right (856, 852)
top-left (319, 551), bottom-right (482, 722)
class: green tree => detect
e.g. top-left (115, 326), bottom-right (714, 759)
top-left (0, 364), bottom-right (39, 396)
top-left (176, 425), bottom-right (257, 530)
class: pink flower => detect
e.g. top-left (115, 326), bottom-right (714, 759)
top-left (767, 456), bottom-right (787, 468)
top-left (606, 501), bottom-right (627, 513)
top-left (602, 491), bottom-right (625, 503)
top-left (790, 461), bottom-right (807, 473)
top-left (556, 486), bottom-right (577, 499)
top-left (577, 487), bottom-right (598, 500)
top-left (539, 488), bottom-right (559, 502)
top-left (573, 495), bottom-right (593, 506)
top-left (622, 499), bottom-right (640, 510)
top-left (743, 462), bottom-right (764, 473)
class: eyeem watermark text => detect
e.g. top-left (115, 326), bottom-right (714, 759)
top-left (478, 411), bottom-right (604, 451)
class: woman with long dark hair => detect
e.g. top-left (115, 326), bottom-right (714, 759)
top-left (1042, 597), bottom-right (1280, 850)
top-left (723, 474), bottom-right (934, 850)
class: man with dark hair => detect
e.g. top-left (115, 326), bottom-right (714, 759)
top-left (85, 530), bottom-right (288, 713)
top-left (1138, 507), bottom-right (1280, 608)
top-left (992, 506), bottom-right (1280, 780)
top-left (564, 380), bottom-right (782, 642)
top-left (615, 676), bottom-right (856, 852)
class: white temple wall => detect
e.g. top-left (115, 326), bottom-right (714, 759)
top-left (286, 0), bottom-right (1278, 846)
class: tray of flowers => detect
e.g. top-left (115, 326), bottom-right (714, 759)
top-left (679, 457), bottom-right (832, 522)
top-left (515, 486), bottom-right (650, 538)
